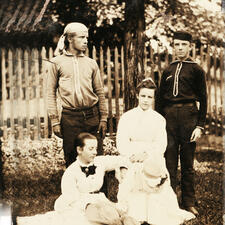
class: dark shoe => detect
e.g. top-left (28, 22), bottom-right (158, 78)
top-left (185, 206), bottom-right (199, 216)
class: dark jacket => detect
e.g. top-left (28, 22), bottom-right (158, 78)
top-left (155, 58), bottom-right (207, 128)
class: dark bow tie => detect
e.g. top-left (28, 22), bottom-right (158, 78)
top-left (80, 165), bottom-right (96, 177)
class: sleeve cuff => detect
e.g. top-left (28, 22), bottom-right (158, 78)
top-left (49, 114), bottom-right (60, 126)
top-left (100, 116), bottom-right (108, 122)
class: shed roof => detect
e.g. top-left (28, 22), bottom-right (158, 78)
top-left (0, 0), bottom-right (52, 33)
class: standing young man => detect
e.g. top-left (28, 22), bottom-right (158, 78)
top-left (156, 31), bottom-right (207, 216)
top-left (47, 22), bottom-right (108, 167)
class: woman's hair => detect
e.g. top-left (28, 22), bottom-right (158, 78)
top-left (76, 132), bottom-right (97, 148)
top-left (136, 77), bottom-right (157, 94)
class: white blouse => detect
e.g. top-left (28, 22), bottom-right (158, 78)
top-left (54, 155), bottom-right (129, 212)
top-left (116, 106), bottom-right (167, 158)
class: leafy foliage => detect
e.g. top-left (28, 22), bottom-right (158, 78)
top-left (50, 0), bottom-right (224, 48)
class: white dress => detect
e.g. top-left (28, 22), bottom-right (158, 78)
top-left (117, 163), bottom-right (195, 225)
top-left (17, 156), bottom-right (128, 225)
top-left (116, 106), bottom-right (195, 224)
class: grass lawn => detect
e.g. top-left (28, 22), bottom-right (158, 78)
top-left (1, 135), bottom-right (223, 225)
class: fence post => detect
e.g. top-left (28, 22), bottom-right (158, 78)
top-left (106, 47), bottom-right (113, 135)
top-left (99, 46), bottom-right (104, 83)
top-left (121, 46), bottom-right (125, 114)
top-left (24, 48), bottom-right (31, 138)
top-left (41, 47), bottom-right (49, 138)
top-left (16, 48), bottom-right (23, 140)
top-left (34, 48), bottom-right (41, 139)
top-left (114, 47), bottom-right (120, 128)
top-left (206, 45), bottom-right (212, 134)
top-left (1, 49), bottom-right (7, 139)
top-left (8, 49), bottom-right (14, 139)
top-left (213, 48), bottom-right (218, 136)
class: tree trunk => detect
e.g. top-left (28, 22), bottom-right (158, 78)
top-left (124, 0), bottom-right (145, 111)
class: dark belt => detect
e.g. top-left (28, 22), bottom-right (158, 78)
top-left (63, 104), bottom-right (96, 112)
top-left (168, 102), bottom-right (195, 107)
top-left (62, 104), bottom-right (98, 119)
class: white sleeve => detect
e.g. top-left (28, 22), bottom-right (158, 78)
top-left (95, 156), bottom-right (130, 172)
top-left (116, 114), bottom-right (145, 157)
top-left (150, 118), bottom-right (167, 157)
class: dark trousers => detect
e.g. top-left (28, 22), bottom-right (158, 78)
top-left (60, 105), bottom-right (102, 168)
top-left (163, 103), bottom-right (198, 207)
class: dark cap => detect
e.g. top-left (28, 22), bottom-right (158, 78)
top-left (173, 31), bottom-right (192, 42)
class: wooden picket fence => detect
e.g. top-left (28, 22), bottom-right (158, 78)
top-left (0, 44), bottom-right (224, 140)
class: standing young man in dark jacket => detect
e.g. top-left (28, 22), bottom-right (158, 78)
top-left (156, 31), bottom-right (207, 216)
top-left (47, 23), bottom-right (108, 168)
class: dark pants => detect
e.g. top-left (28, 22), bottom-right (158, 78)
top-left (163, 103), bottom-right (198, 207)
top-left (60, 105), bottom-right (102, 168)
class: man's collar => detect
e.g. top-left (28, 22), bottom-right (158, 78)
top-left (63, 49), bottom-right (85, 57)
top-left (171, 57), bottom-right (196, 64)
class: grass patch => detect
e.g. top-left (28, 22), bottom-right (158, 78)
top-left (1, 135), bottom-right (223, 224)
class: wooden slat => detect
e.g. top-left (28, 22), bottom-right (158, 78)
top-left (1, 49), bottom-right (7, 139)
top-left (16, 49), bottom-right (23, 139)
top-left (149, 43), bottom-right (154, 79)
top-left (49, 47), bottom-right (54, 59)
top-left (219, 48), bottom-right (223, 109)
top-left (213, 48), bottom-right (218, 135)
top-left (206, 45), bottom-right (212, 134)
top-left (41, 47), bottom-right (49, 138)
top-left (219, 47), bottom-right (224, 133)
top-left (24, 49), bottom-right (30, 137)
top-left (192, 43), bottom-right (196, 60)
top-left (92, 46), bottom-right (96, 61)
top-left (200, 44), bottom-right (204, 67)
top-left (106, 47), bottom-right (113, 135)
top-left (8, 49), bottom-right (14, 138)
top-left (144, 46), bottom-right (147, 77)
top-left (121, 46), bottom-right (125, 113)
top-left (114, 47), bottom-right (120, 127)
top-left (34, 48), bottom-right (41, 139)
top-left (99, 46), bottom-right (104, 83)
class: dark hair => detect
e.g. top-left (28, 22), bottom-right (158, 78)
top-left (64, 33), bottom-right (77, 49)
top-left (64, 34), bottom-right (70, 49)
top-left (136, 77), bottom-right (157, 94)
top-left (76, 132), bottom-right (97, 148)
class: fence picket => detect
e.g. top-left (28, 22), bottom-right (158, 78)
top-left (41, 47), bottom-right (49, 138)
top-left (106, 47), bottom-right (113, 135)
top-left (114, 47), bottom-right (120, 127)
top-left (0, 44), bottom-right (224, 139)
top-left (8, 49), bottom-right (14, 138)
top-left (121, 46), bottom-right (125, 113)
top-left (24, 49), bottom-right (30, 137)
top-left (1, 49), bottom-right (7, 139)
top-left (213, 48), bottom-right (218, 135)
top-left (16, 49), bottom-right (23, 139)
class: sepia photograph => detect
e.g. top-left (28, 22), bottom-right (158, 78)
top-left (0, 0), bottom-right (224, 224)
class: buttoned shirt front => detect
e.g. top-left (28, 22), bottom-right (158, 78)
top-left (156, 58), bottom-right (207, 127)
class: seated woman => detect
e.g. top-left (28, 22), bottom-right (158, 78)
top-left (17, 132), bottom-right (137, 225)
top-left (116, 78), bottom-right (196, 224)
top-left (116, 78), bottom-right (167, 163)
